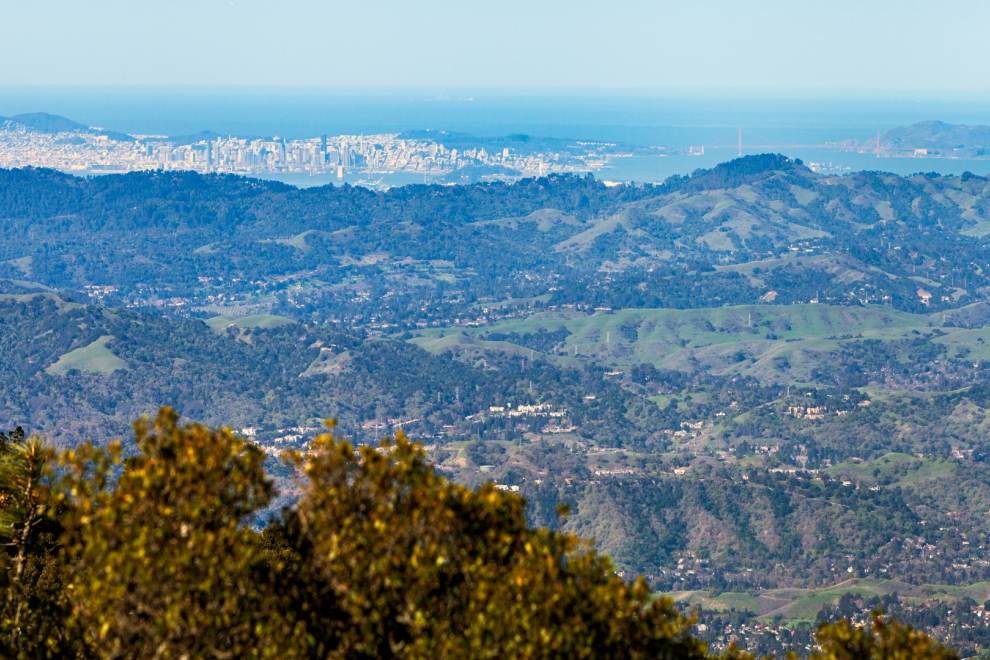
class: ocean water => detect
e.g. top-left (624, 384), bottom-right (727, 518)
top-left (3, 88), bottom-right (990, 184)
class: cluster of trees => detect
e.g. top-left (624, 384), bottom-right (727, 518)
top-left (0, 412), bottom-right (958, 657)
top-left (480, 327), bottom-right (572, 353)
top-left (548, 266), bottom-right (760, 311)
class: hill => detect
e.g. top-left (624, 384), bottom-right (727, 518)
top-left (1, 112), bottom-right (135, 141)
top-left (883, 120), bottom-right (990, 155)
top-left (3, 156), bottom-right (990, 331)
top-left (3, 112), bottom-right (89, 133)
top-left (0, 287), bottom-right (658, 448)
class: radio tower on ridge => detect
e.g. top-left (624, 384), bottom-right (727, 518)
top-left (737, 127), bottom-right (743, 157)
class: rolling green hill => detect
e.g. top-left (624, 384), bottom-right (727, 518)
top-left (412, 303), bottom-right (964, 387)
top-left (45, 335), bottom-right (128, 376)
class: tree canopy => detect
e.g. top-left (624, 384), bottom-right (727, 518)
top-left (0, 411), bottom-right (959, 658)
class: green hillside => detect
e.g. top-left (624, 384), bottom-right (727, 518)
top-left (45, 335), bottom-right (128, 376)
top-left (412, 304), bottom-right (947, 384)
top-left (206, 314), bottom-right (296, 333)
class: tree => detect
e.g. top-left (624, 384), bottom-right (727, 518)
top-left (59, 409), bottom-right (298, 658)
top-left (57, 410), bottom-right (709, 657)
top-left (274, 422), bottom-right (710, 658)
top-left (0, 427), bottom-right (72, 657)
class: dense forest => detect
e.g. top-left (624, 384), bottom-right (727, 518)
top-left (3, 156), bottom-right (990, 328)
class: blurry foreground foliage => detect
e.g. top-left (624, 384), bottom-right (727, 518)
top-left (0, 410), bottom-right (959, 659)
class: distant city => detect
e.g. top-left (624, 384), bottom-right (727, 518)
top-left (0, 114), bottom-right (627, 184)
top-left (6, 111), bottom-right (990, 190)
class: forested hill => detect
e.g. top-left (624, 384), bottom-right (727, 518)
top-left (3, 156), bottom-right (990, 327)
top-left (0, 285), bottom-right (659, 448)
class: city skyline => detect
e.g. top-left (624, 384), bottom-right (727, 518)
top-left (0, 121), bottom-right (603, 182)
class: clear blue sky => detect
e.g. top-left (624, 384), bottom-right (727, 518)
top-left (3, 0), bottom-right (989, 93)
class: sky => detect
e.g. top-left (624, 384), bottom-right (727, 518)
top-left (2, 0), bottom-right (989, 94)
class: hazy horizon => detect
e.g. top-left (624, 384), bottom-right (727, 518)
top-left (3, 0), bottom-right (989, 93)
